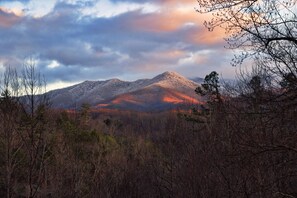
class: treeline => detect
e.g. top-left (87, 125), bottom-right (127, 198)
top-left (0, 66), bottom-right (297, 197)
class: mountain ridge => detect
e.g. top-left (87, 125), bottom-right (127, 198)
top-left (47, 71), bottom-right (203, 111)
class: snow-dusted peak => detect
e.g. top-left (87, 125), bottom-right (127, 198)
top-left (108, 78), bottom-right (122, 82)
top-left (104, 78), bottom-right (123, 86)
top-left (83, 80), bottom-right (95, 83)
top-left (154, 71), bottom-right (185, 80)
top-left (48, 71), bottom-right (202, 109)
top-left (148, 71), bottom-right (198, 90)
top-left (162, 71), bottom-right (179, 76)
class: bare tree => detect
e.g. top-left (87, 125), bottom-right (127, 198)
top-left (196, 0), bottom-right (297, 81)
top-left (0, 67), bottom-right (23, 198)
top-left (18, 60), bottom-right (51, 198)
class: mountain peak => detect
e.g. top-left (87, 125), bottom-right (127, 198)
top-left (153, 71), bottom-right (185, 81)
top-left (107, 78), bottom-right (122, 83)
top-left (48, 71), bottom-right (201, 110)
top-left (161, 71), bottom-right (180, 77)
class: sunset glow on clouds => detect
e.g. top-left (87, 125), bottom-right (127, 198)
top-left (0, 0), bottom-right (234, 90)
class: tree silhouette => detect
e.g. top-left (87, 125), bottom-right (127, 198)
top-left (196, 0), bottom-right (297, 80)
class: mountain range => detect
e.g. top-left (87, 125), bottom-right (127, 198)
top-left (47, 71), bottom-right (203, 111)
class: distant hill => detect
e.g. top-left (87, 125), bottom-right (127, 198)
top-left (190, 77), bottom-right (204, 84)
top-left (47, 71), bottom-right (203, 111)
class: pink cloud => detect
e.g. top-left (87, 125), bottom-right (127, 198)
top-left (129, 9), bottom-right (201, 32)
top-left (0, 7), bottom-right (21, 27)
top-left (189, 27), bottom-right (226, 45)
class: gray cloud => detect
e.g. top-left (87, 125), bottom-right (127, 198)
top-left (0, 0), bottom-right (232, 87)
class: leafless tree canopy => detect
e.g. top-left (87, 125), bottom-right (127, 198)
top-left (196, 0), bottom-right (297, 79)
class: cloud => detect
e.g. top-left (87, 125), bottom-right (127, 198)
top-left (110, 0), bottom-right (195, 5)
top-left (0, 0), bottom-right (232, 90)
top-left (79, 0), bottom-right (160, 18)
top-left (25, 0), bottom-right (58, 17)
top-left (0, 8), bottom-right (21, 27)
top-left (0, 0), bottom-right (58, 17)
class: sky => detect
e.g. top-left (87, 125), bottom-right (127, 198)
top-left (0, 0), bottom-right (235, 90)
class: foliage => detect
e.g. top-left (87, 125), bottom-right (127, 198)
top-left (195, 71), bottom-right (221, 103)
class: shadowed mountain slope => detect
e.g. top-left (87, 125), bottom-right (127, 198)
top-left (48, 71), bottom-right (203, 111)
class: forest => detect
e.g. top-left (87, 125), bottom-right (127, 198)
top-left (0, 62), bottom-right (296, 198)
top-left (1, 0), bottom-right (297, 197)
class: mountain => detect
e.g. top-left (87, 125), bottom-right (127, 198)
top-left (47, 71), bottom-right (203, 111)
top-left (190, 77), bottom-right (204, 84)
